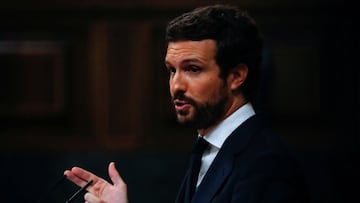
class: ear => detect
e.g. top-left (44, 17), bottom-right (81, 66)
top-left (228, 63), bottom-right (248, 91)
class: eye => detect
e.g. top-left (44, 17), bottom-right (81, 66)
top-left (167, 67), bottom-right (176, 75)
top-left (187, 65), bottom-right (200, 73)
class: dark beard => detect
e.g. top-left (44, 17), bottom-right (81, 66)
top-left (173, 92), bottom-right (228, 130)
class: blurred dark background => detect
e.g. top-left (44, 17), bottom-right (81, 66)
top-left (0, 0), bottom-right (358, 202)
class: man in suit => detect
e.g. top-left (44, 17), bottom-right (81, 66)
top-left (64, 4), bottom-right (307, 203)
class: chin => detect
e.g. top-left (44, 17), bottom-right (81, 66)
top-left (176, 115), bottom-right (189, 123)
top-left (176, 114), bottom-right (193, 124)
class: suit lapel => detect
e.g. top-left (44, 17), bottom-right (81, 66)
top-left (175, 168), bottom-right (190, 203)
top-left (191, 115), bottom-right (262, 203)
top-left (191, 152), bottom-right (233, 203)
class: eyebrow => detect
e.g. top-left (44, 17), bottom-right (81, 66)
top-left (165, 58), bottom-right (205, 67)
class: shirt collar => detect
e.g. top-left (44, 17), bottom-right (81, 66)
top-left (201, 102), bottom-right (255, 149)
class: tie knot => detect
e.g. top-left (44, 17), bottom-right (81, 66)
top-left (192, 137), bottom-right (209, 155)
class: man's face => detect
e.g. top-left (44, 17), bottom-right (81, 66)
top-left (165, 39), bottom-right (230, 130)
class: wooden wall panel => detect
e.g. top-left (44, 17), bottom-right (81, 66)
top-left (0, 41), bottom-right (65, 117)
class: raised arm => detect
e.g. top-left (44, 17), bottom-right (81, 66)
top-left (64, 162), bottom-right (129, 203)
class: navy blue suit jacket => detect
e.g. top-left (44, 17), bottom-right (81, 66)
top-left (175, 115), bottom-right (308, 203)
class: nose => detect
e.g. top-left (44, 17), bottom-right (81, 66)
top-left (170, 71), bottom-right (186, 96)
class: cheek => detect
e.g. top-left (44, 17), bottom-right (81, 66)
top-left (169, 78), bottom-right (176, 95)
top-left (168, 80), bottom-right (172, 94)
top-left (191, 80), bottom-right (225, 103)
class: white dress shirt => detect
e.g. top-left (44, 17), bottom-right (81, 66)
top-left (196, 102), bottom-right (256, 187)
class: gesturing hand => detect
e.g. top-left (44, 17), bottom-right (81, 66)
top-left (64, 162), bottom-right (128, 203)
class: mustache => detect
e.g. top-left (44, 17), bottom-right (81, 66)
top-left (172, 92), bottom-right (196, 105)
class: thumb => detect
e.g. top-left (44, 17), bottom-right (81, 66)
top-left (108, 162), bottom-right (125, 186)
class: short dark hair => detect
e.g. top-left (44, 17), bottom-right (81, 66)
top-left (165, 4), bottom-right (263, 101)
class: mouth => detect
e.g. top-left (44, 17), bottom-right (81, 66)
top-left (173, 99), bottom-right (191, 112)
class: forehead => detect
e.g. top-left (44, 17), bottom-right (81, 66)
top-left (165, 39), bottom-right (217, 64)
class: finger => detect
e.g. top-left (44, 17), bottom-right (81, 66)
top-left (65, 167), bottom-right (103, 188)
top-left (71, 167), bottom-right (96, 182)
top-left (64, 169), bottom-right (88, 187)
top-left (84, 192), bottom-right (102, 203)
top-left (108, 162), bottom-right (125, 186)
